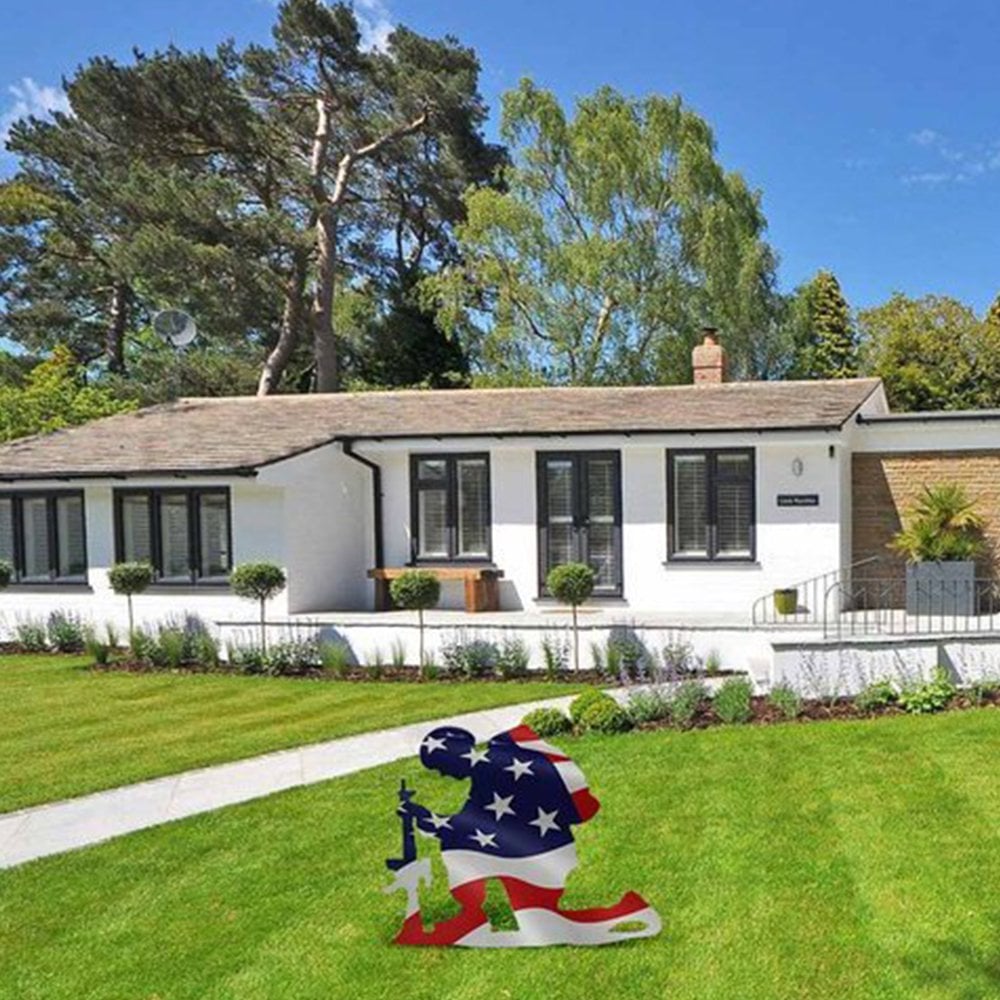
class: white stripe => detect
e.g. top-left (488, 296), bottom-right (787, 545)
top-left (442, 841), bottom-right (578, 889)
top-left (553, 759), bottom-right (588, 794)
top-left (513, 737), bottom-right (565, 757)
top-left (455, 904), bottom-right (662, 948)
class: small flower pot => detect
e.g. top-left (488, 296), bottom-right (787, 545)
top-left (773, 588), bottom-right (798, 615)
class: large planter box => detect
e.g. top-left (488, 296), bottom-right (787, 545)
top-left (905, 561), bottom-right (976, 616)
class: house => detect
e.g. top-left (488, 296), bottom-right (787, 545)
top-left (1, 332), bottom-right (998, 684)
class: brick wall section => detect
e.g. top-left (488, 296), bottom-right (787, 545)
top-left (852, 451), bottom-right (1000, 582)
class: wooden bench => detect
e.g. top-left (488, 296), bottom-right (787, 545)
top-left (367, 566), bottom-right (505, 613)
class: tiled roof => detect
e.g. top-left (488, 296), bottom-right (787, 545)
top-left (0, 379), bottom-right (883, 479)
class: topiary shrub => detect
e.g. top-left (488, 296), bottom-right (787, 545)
top-left (389, 570), bottom-right (441, 672)
top-left (0, 558), bottom-right (13, 589)
top-left (546, 563), bottom-right (596, 672)
top-left (575, 692), bottom-right (632, 734)
top-left (522, 706), bottom-right (572, 737)
top-left (229, 562), bottom-right (287, 654)
top-left (569, 687), bottom-right (608, 725)
top-left (107, 562), bottom-right (154, 638)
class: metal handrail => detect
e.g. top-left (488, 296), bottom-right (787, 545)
top-left (750, 555), bottom-right (881, 627)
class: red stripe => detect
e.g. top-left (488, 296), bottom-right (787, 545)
top-left (506, 724), bottom-right (539, 742)
top-left (500, 878), bottom-right (650, 923)
top-left (572, 788), bottom-right (601, 822)
top-left (394, 880), bottom-right (491, 946)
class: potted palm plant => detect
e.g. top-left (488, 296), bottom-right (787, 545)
top-left (889, 483), bottom-right (985, 615)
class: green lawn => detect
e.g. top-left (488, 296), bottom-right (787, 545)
top-left (2, 710), bottom-right (998, 999)
top-left (0, 655), bottom-right (583, 813)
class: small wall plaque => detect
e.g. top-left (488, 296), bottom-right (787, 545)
top-left (777, 493), bottom-right (819, 507)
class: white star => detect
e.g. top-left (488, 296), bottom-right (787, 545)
top-left (484, 792), bottom-right (515, 821)
top-left (504, 757), bottom-right (534, 781)
top-left (469, 828), bottom-right (498, 849)
top-left (461, 747), bottom-right (490, 767)
top-left (426, 811), bottom-right (452, 830)
top-left (529, 808), bottom-right (560, 838)
top-left (421, 735), bottom-right (448, 754)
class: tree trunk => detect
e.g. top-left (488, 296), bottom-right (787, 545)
top-left (312, 204), bottom-right (340, 392)
top-left (572, 604), bottom-right (579, 672)
top-left (127, 594), bottom-right (134, 643)
top-left (106, 282), bottom-right (129, 374)
top-left (260, 597), bottom-right (268, 655)
top-left (418, 608), bottom-right (425, 675)
top-left (257, 251), bottom-right (309, 396)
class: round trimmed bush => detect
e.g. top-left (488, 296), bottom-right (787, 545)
top-left (389, 570), bottom-right (441, 612)
top-left (546, 563), bottom-right (596, 607)
top-left (569, 687), bottom-right (609, 725)
top-left (230, 562), bottom-right (287, 653)
top-left (108, 561), bottom-right (154, 637)
top-left (575, 692), bottom-right (632, 734)
top-left (522, 706), bottom-right (572, 737)
top-left (0, 558), bottom-right (13, 589)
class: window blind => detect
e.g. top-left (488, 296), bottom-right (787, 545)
top-left (55, 495), bottom-right (86, 579)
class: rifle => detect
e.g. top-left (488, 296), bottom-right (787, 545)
top-left (383, 778), bottom-right (431, 925)
top-left (386, 779), bottom-right (416, 871)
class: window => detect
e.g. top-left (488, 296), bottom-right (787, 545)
top-left (114, 489), bottom-right (231, 583)
top-left (667, 449), bottom-right (755, 561)
top-left (0, 491), bottom-right (88, 583)
top-left (410, 455), bottom-right (491, 562)
top-left (537, 451), bottom-right (622, 594)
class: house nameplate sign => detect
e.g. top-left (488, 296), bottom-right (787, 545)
top-left (777, 493), bottom-right (819, 507)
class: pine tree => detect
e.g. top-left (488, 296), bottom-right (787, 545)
top-left (807, 270), bottom-right (857, 379)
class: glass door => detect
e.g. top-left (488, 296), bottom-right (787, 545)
top-left (537, 452), bottom-right (622, 595)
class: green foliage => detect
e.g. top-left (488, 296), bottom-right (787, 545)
top-left (428, 80), bottom-right (780, 385)
top-left (230, 563), bottom-right (287, 603)
top-left (546, 563), bottom-right (596, 607)
top-left (859, 293), bottom-right (1000, 411)
top-left (46, 612), bottom-right (86, 653)
top-left (668, 680), bottom-right (707, 728)
top-left (540, 632), bottom-right (569, 679)
top-left (84, 628), bottom-right (113, 666)
top-left (319, 640), bottom-right (353, 679)
top-left (788, 270), bottom-right (857, 379)
top-left (897, 668), bottom-right (957, 715)
top-left (713, 676), bottom-right (754, 724)
top-left (521, 706), bottom-right (572, 737)
top-left (569, 687), bottom-right (608, 725)
top-left (574, 692), bottom-right (632, 734)
top-left (767, 683), bottom-right (802, 720)
top-left (107, 562), bottom-right (154, 596)
top-left (625, 688), bottom-right (672, 725)
top-left (14, 618), bottom-right (49, 652)
top-left (888, 483), bottom-right (985, 563)
top-left (440, 633), bottom-right (498, 678)
top-left (496, 636), bottom-right (530, 679)
top-left (388, 570), bottom-right (441, 611)
top-left (703, 649), bottom-right (722, 675)
top-left (855, 679), bottom-right (898, 714)
top-left (0, 559), bottom-right (13, 589)
top-left (227, 637), bottom-right (319, 677)
top-left (0, 347), bottom-right (135, 443)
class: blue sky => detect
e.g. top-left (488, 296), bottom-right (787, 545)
top-left (2, 0), bottom-right (999, 311)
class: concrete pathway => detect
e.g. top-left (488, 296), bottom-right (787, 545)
top-left (0, 691), bottom-right (589, 871)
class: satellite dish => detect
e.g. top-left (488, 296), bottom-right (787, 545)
top-left (153, 309), bottom-right (198, 348)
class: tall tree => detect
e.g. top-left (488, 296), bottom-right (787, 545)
top-left (859, 293), bottom-right (1000, 411)
top-left (786, 269), bottom-right (858, 379)
top-left (243, 0), bottom-right (498, 393)
top-left (427, 80), bottom-right (781, 385)
top-left (986, 291), bottom-right (1000, 333)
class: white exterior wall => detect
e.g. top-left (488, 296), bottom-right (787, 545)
top-left (365, 432), bottom-right (848, 616)
top-left (0, 476), bottom-right (285, 639)
top-left (262, 445), bottom-right (371, 613)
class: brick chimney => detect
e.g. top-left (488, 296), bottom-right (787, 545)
top-left (692, 327), bottom-right (727, 385)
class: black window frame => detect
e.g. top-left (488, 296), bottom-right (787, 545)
top-left (666, 448), bottom-right (756, 562)
top-left (409, 454), bottom-right (493, 564)
top-left (113, 487), bottom-right (233, 586)
top-left (0, 490), bottom-right (89, 585)
top-left (536, 450), bottom-right (623, 597)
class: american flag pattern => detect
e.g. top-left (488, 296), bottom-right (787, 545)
top-left (385, 723), bottom-right (661, 948)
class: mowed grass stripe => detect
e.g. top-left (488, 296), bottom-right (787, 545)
top-left (2, 710), bottom-right (997, 999)
top-left (0, 655), bottom-right (584, 811)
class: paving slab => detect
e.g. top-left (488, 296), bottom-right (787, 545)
top-left (0, 690), bottom-right (584, 871)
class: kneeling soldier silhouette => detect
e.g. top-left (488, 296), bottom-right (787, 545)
top-left (384, 723), bottom-right (661, 947)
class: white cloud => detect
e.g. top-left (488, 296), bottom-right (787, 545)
top-left (355, 0), bottom-right (395, 51)
top-left (901, 129), bottom-right (1000, 186)
top-left (910, 128), bottom-right (943, 147)
top-left (901, 170), bottom-right (952, 185)
top-left (1, 77), bottom-right (70, 146)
